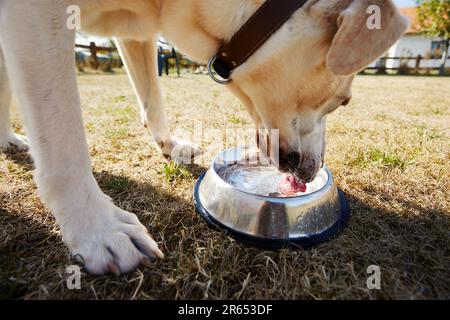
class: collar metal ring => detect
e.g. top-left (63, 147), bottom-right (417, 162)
top-left (207, 56), bottom-right (232, 85)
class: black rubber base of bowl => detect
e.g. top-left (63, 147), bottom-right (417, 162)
top-left (194, 173), bottom-right (350, 250)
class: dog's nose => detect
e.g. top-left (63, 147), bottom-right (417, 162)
top-left (279, 150), bottom-right (319, 183)
top-left (278, 151), bottom-right (300, 173)
top-left (294, 165), bottom-right (318, 183)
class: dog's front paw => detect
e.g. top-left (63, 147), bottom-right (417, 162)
top-left (0, 133), bottom-right (29, 151)
top-left (157, 138), bottom-right (202, 164)
top-left (61, 198), bottom-right (164, 275)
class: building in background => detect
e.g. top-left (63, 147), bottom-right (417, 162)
top-left (374, 7), bottom-right (450, 70)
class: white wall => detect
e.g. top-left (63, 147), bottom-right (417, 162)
top-left (391, 35), bottom-right (432, 57)
top-left (369, 34), bottom-right (450, 69)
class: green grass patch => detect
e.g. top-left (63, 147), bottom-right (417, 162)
top-left (374, 113), bottom-right (390, 121)
top-left (105, 176), bottom-right (131, 192)
top-left (106, 128), bottom-right (129, 140)
top-left (413, 123), bottom-right (444, 140)
top-left (229, 115), bottom-right (249, 125)
top-left (414, 123), bottom-right (428, 137)
top-left (85, 122), bottom-right (95, 133)
top-left (114, 118), bottom-right (130, 125)
top-left (428, 129), bottom-right (444, 140)
top-left (431, 107), bottom-right (445, 116)
top-left (368, 148), bottom-right (406, 169)
top-left (114, 95), bottom-right (127, 103)
top-left (108, 105), bottom-right (135, 117)
top-left (100, 104), bottom-right (135, 122)
top-left (160, 162), bottom-right (191, 184)
top-left (349, 148), bottom-right (407, 170)
top-left (6, 162), bottom-right (15, 174)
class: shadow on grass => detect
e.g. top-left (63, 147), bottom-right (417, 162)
top-left (1, 167), bottom-right (449, 299)
top-left (182, 163), bottom-right (207, 179)
top-left (342, 189), bottom-right (450, 299)
top-left (2, 149), bottom-right (34, 170)
top-left (0, 205), bottom-right (62, 299)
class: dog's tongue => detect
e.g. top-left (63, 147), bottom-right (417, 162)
top-left (278, 174), bottom-right (307, 194)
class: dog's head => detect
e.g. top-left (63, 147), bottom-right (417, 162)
top-left (228, 0), bottom-right (409, 182)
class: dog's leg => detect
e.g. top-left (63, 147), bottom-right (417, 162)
top-left (0, 45), bottom-right (29, 151)
top-left (0, 2), bottom-right (163, 275)
top-left (116, 38), bottom-right (202, 163)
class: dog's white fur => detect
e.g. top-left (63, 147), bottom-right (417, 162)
top-left (0, 0), bottom-right (408, 274)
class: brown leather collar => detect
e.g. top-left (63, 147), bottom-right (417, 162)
top-left (208, 0), bottom-right (308, 84)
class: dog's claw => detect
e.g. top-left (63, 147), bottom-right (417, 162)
top-left (128, 226), bottom-right (165, 261)
top-left (154, 248), bottom-right (164, 259)
top-left (108, 262), bottom-right (121, 276)
top-left (72, 254), bottom-right (85, 266)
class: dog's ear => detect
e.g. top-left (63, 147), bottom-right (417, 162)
top-left (326, 0), bottom-right (409, 76)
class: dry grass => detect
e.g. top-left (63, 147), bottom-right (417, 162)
top-left (1, 74), bottom-right (449, 300)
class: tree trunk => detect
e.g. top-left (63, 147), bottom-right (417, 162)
top-left (439, 39), bottom-right (449, 76)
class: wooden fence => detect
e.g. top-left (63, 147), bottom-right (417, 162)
top-left (365, 55), bottom-right (450, 73)
top-left (75, 41), bottom-right (182, 75)
top-left (75, 42), bottom-right (117, 70)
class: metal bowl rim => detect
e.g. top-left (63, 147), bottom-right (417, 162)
top-left (208, 150), bottom-right (332, 200)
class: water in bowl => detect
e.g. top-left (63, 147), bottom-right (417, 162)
top-left (218, 164), bottom-right (328, 197)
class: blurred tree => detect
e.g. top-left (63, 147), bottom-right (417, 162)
top-left (416, 0), bottom-right (450, 75)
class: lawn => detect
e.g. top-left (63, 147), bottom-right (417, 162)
top-left (0, 74), bottom-right (449, 300)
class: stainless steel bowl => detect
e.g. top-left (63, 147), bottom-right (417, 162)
top-left (194, 148), bottom-right (350, 249)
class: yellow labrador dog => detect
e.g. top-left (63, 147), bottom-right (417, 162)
top-left (0, 0), bottom-right (408, 275)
